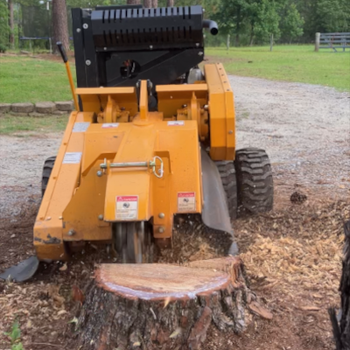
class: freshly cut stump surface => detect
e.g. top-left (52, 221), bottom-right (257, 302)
top-left (96, 264), bottom-right (230, 300)
top-left (74, 257), bottom-right (255, 350)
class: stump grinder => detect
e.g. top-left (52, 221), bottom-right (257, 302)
top-left (0, 4), bottom-right (273, 282)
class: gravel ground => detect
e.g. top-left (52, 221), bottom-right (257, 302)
top-left (230, 75), bottom-right (350, 202)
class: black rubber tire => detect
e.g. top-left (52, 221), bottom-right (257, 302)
top-left (215, 161), bottom-right (238, 220)
top-left (234, 148), bottom-right (273, 214)
top-left (41, 156), bottom-right (56, 197)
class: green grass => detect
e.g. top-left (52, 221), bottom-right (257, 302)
top-left (0, 115), bottom-right (69, 135)
top-left (0, 46), bottom-right (349, 105)
top-left (206, 45), bottom-right (350, 91)
top-left (0, 56), bottom-right (76, 103)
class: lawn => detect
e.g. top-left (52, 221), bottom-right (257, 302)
top-left (0, 115), bottom-right (69, 135)
top-left (0, 45), bottom-right (349, 104)
top-left (0, 55), bottom-right (76, 103)
top-left (206, 45), bottom-right (350, 91)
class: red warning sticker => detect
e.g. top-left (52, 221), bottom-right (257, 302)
top-left (177, 192), bottom-right (196, 212)
top-left (116, 196), bottom-right (138, 220)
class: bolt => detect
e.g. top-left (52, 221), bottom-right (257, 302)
top-left (198, 51), bottom-right (204, 56)
top-left (76, 28), bottom-right (81, 33)
top-left (228, 130), bottom-right (233, 134)
top-left (98, 214), bottom-right (103, 220)
top-left (97, 170), bottom-right (102, 177)
top-left (196, 43), bottom-right (200, 47)
top-left (204, 104), bottom-right (209, 110)
top-left (182, 104), bottom-right (187, 108)
top-left (103, 47), bottom-right (107, 51)
top-left (86, 60), bottom-right (91, 66)
top-left (158, 213), bottom-right (165, 219)
top-left (149, 45), bottom-right (153, 49)
top-left (83, 23), bottom-right (88, 29)
top-left (158, 227), bottom-right (165, 233)
top-left (68, 229), bottom-right (75, 236)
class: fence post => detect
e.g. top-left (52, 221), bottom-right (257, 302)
top-left (315, 32), bottom-right (320, 52)
top-left (226, 34), bottom-right (230, 50)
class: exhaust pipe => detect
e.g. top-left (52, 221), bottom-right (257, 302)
top-left (203, 19), bottom-right (219, 36)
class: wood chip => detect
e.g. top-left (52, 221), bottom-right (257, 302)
top-left (248, 301), bottom-right (273, 320)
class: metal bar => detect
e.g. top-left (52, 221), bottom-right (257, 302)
top-left (101, 161), bottom-right (148, 169)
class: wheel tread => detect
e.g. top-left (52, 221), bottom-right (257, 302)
top-left (235, 148), bottom-right (273, 214)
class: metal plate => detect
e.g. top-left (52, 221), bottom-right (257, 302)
top-left (0, 256), bottom-right (39, 282)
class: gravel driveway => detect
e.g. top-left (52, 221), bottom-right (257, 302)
top-left (1, 76), bottom-right (349, 219)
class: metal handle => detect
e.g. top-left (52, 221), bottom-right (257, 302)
top-left (57, 41), bottom-right (68, 63)
top-left (100, 156), bottom-right (164, 178)
top-left (149, 156), bottom-right (164, 179)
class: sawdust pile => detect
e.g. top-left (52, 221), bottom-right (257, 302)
top-left (158, 214), bottom-right (234, 264)
top-left (238, 200), bottom-right (349, 296)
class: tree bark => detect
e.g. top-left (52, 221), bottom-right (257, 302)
top-left (152, 0), bottom-right (158, 8)
top-left (72, 257), bottom-right (265, 350)
top-left (127, 0), bottom-right (141, 4)
top-left (329, 220), bottom-right (350, 350)
top-left (167, 0), bottom-right (175, 6)
top-left (144, 0), bottom-right (152, 8)
top-left (52, 0), bottom-right (69, 54)
top-left (8, 0), bottom-right (14, 49)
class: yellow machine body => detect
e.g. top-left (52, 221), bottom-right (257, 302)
top-left (34, 63), bottom-right (235, 260)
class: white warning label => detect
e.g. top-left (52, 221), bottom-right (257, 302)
top-left (116, 196), bottom-right (138, 220)
top-left (72, 122), bottom-right (90, 132)
top-left (102, 123), bottom-right (119, 128)
top-left (168, 121), bottom-right (184, 126)
top-left (62, 152), bottom-right (82, 164)
top-left (177, 192), bottom-right (196, 212)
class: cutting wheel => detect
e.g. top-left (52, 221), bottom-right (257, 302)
top-left (114, 222), bottom-right (153, 263)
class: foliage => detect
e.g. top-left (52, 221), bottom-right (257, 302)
top-left (3, 320), bottom-right (24, 350)
top-left (0, 0), bottom-right (9, 46)
top-left (0, 43), bottom-right (7, 52)
top-left (279, 2), bottom-right (304, 42)
top-left (3, 0), bottom-right (350, 49)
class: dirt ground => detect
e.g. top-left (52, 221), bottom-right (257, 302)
top-left (0, 76), bottom-right (349, 350)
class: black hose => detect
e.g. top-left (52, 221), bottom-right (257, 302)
top-left (203, 19), bottom-right (219, 36)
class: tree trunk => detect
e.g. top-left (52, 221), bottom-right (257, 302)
top-left (249, 23), bottom-right (254, 46)
top-left (329, 220), bottom-right (350, 350)
top-left (144, 0), bottom-right (152, 8)
top-left (72, 257), bottom-right (267, 350)
top-left (127, 0), bottom-right (141, 4)
top-left (167, 0), bottom-right (175, 6)
top-left (8, 0), bottom-right (14, 49)
top-left (270, 34), bottom-right (274, 52)
top-left (52, 0), bottom-right (69, 54)
top-left (235, 5), bottom-right (241, 47)
top-left (152, 0), bottom-right (158, 8)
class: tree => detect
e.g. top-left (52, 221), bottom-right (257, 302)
top-left (0, 0), bottom-right (9, 47)
top-left (127, 0), bottom-right (141, 4)
top-left (252, 0), bottom-right (280, 44)
top-left (52, 0), bottom-right (69, 53)
top-left (8, 0), bottom-right (14, 49)
top-left (167, 0), bottom-right (174, 6)
top-left (316, 0), bottom-right (350, 33)
top-left (280, 3), bottom-right (304, 43)
top-left (215, 0), bottom-right (248, 46)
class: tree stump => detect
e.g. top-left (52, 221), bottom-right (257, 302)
top-left (73, 257), bottom-right (256, 350)
top-left (330, 220), bottom-right (350, 350)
